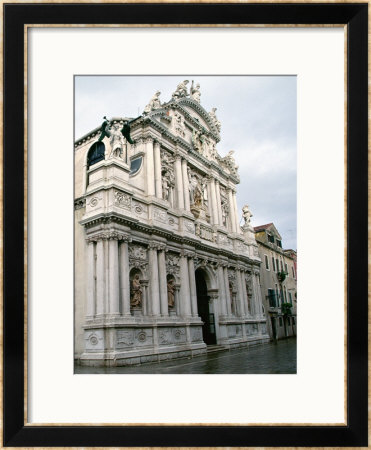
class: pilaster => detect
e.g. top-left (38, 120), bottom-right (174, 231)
top-left (174, 154), bottom-right (184, 209)
top-left (179, 251), bottom-right (192, 317)
top-left (108, 235), bottom-right (120, 315)
top-left (153, 140), bottom-right (162, 199)
top-left (119, 238), bottom-right (131, 316)
top-left (187, 254), bottom-right (198, 317)
top-left (146, 137), bottom-right (155, 196)
top-left (149, 243), bottom-right (161, 316)
top-left (182, 158), bottom-right (190, 211)
top-left (215, 180), bottom-right (223, 225)
top-left (158, 246), bottom-right (169, 316)
top-left (86, 240), bottom-right (95, 317)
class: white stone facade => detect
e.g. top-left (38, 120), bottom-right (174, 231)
top-left (74, 82), bottom-right (270, 367)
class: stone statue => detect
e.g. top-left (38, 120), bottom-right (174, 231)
top-left (221, 150), bottom-right (239, 176)
top-left (130, 274), bottom-right (142, 307)
top-left (172, 80), bottom-right (189, 99)
top-left (167, 278), bottom-right (175, 308)
top-left (109, 124), bottom-right (124, 159)
top-left (192, 129), bottom-right (203, 154)
top-left (190, 81), bottom-right (201, 103)
top-left (221, 196), bottom-right (229, 226)
top-left (242, 204), bottom-right (253, 226)
top-left (162, 171), bottom-right (170, 201)
top-left (174, 111), bottom-right (186, 137)
top-left (143, 90), bottom-right (161, 114)
top-left (209, 107), bottom-right (221, 133)
top-left (188, 169), bottom-right (202, 207)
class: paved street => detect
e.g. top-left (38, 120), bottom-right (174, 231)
top-left (75, 337), bottom-right (296, 374)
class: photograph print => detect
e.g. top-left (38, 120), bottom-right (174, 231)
top-left (74, 75), bottom-right (297, 374)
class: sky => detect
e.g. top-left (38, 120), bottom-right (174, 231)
top-left (75, 75), bottom-right (297, 250)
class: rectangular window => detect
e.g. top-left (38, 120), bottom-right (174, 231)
top-left (279, 317), bottom-right (283, 327)
top-left (284, 288), bottom-right (287, 302)
top-left (268, 289), bottom-right (276, 307)
top-left (276, 259), bottom-right (279, 272)
top-left (276, 239), bottom-right (282, 248)
top-left (292, 317), bottom-right (296, 325)
top-left (285, 263), bottom-right (288, 274)
top-left (289, 292), bottom-right (293, 304)
top-left (287, 317), bottom-right (291, 325)
top-left (280, 260), bottom-right (284, 272)
top-left (275, 284), bottom-right (279, 306)
top-left (264, 255), bottom-right (269, 270)
top-left (272, 256), bottom-right (276, 271)
top-left (267, 234), bottom-right (275, 244)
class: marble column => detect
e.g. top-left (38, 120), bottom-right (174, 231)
top-left (95, 239), bottom-right (105, 315)
top-left (86, 240), bottom-right (95, 317)
top-left (232, 191), bottom-right (240, 232)
top-left (188, 256), bottom-right (198, 317)
top-left (153, 141), bottom-right (162, 199)
top-left (149, 245), bottom-right (161, 315)
top-left (108, 237), bottom-right (120, 314)
top-left (181, 159), bottom-right (190, 211)
top-left (174, 155), bottom-right (184, 210)
top-left (146, 138), bottom-right (155, 197)
top-left (158, 248), bottom-right (168, 316)
top-left (224, 266), bottom-right (232, 316)
top-left (217, 264), bottom-right (227, 316)
top-left (228, 188), bottom-right (237, 232)
top-left (119, 239), bottom-right (131, 316)
top-left (180, 253), bottom-right (192, 317)
top-left (209, 178), bottom-right (219, 225)
top-left (141, 280), bottom-right (149, 316)
top-left (215, 180), bottom-right (223, 226)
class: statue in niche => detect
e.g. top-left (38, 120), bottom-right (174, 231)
top-left (221, 196), bottom-right (229, 226)
top-left (190, 81), bottom-right (201, 103)
top-left (172, 80), bottom-right (189, 99)
top-left (200, 177), bottom-right (208, 207)
top-left (209, 107), bottom-right (221, 133)
top-left (162, 170), bottom-right (171, 201)
top-left (192, 129), bottom-right (203, 154)
top-left (188, 168), bottom-right (202, 207)
top-left (174, 111), bottom-right (186, 137)
top-left (143, 91), bottom-right (161, 114)
top-left (109, 124), bottom-right (125, 159)
top-left (167, 279), bottom-right (175, 308)
top-left (130, 274), bottom-right (142, 307)
top-left (242, 204), bottom-right (253, 226)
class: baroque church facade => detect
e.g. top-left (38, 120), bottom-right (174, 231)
top-left (74, 80), bottom-right (269, 367)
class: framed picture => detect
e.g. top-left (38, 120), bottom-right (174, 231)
top-left (3, 2), bottom-right (367, 447)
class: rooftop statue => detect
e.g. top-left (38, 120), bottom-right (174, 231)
top-left (242, 204), bottom-right (253, 226)
top-left (190, 81), bottom-right (201, 103)
top-left (172, 80), bottom-right (189, 99)
top-left (98, 116), bottom-right (110, 141)
top-left (121, 120), bottom-right (134, 145)
top-left (143, 90), bottom-right (161, 114)
top-left (219, 150), bottom-right (239, 176)
top-left (209, 107), bottom-right (221, 133)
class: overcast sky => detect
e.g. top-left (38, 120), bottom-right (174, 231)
top-left (75, 75), bottom-right (297, 250)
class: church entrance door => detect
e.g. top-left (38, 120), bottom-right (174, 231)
top-left (195, 269), bottom-right (216, 345)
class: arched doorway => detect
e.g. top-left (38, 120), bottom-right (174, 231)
top-left (195, 269), bottom-right (216, 345)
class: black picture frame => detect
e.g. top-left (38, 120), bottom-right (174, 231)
top-left (3, 3), bottom-right (368, 447)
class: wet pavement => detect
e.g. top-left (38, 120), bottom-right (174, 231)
top-left (75, 337), bottom-right (296, 374)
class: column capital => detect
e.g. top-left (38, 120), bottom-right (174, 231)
top-left (153, 140), bottom-right (161, 148)
top-left (182, 249), bottom-right (196, 259)
top-left (143, 136), bottom-right (154, 144)
top-left (148, 241), bottom-right (166, 251)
